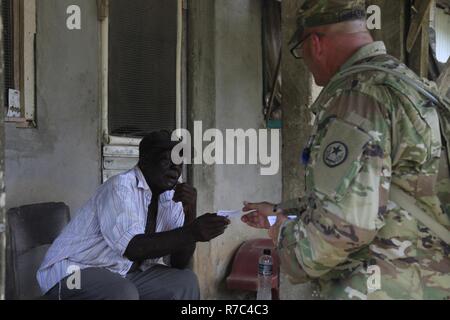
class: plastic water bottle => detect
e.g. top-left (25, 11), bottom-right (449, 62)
top-left (256, 249), bottom-right (273, 300)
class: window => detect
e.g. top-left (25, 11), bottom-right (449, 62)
top-left (435, 5), bottom-right (450, 63)
top-left (99, 0), bottom-right (184, 182)
top-left (104, 0), bottom-right (180, 139)
top-left (2, 0), bottom-right (17, 112)
top-left (1, 0), bottom-right (36, 127)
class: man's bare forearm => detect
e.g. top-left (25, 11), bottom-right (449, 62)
top-left (124, 227), bottom-right (195, 262)
top-left (170, 202), bottom-right (197, 269)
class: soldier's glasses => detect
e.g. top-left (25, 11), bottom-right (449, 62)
top-left (290, 32), bottom-right (325, 59)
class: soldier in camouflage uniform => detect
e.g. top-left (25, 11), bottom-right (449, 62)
top-left (242, 0), bottom-right (450, 300)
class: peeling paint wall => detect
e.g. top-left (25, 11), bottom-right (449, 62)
top-left (5, 0), bottom-right (101, 214)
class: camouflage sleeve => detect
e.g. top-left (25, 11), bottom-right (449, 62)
top-left (277, 197), bottom-right (308, 216)
top-left (277, 89), bottom-right (392, 283)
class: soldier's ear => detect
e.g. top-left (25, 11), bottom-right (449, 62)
top-left (311, 33), bottom-right (324, 59)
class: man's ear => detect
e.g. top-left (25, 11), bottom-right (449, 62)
top-left (310, 33), bottom-right (323, 60)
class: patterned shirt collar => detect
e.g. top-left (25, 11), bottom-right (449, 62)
top-left (134, 166), bottom-right (174, 202)
top-left (134, 166), bottom-right (150, 191)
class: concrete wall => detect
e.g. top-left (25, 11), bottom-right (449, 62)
top-left (189, 0), bottom-right (283, 299)
top-left (5, 0), bottom-right (101, 213)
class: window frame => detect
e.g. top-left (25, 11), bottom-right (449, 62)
top-left (99, 0), bottom-right (184, 146)
top-left (3, 0), bottom-right (36, 128)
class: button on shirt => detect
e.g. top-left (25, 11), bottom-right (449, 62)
top-left (36, 166), bottom-right (185, 294)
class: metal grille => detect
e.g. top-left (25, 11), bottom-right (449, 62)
top-left (108, 0), bottom-right (178, 138)
top-left (1, 0), bottom-right (14, 108)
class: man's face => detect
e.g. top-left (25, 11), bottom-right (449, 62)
top-left (301, 33), bottom-right (328, 86)
top-left (140, 149), bottom-right (183, 192)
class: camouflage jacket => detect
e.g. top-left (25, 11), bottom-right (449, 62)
top-left (277, 41), bottom-right (450, 300)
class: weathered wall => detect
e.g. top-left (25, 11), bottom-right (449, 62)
top-left (5, 0), bottom-right (101, 214)
top-left (188, 0), bottom-right (219, 299)
top-left (369, 0), bottom-right (407, 62)
top-left (189, 0), bottom-right (283, 299)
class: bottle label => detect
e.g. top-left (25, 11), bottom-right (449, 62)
top-left (258, 263), bottom-right (273, 276)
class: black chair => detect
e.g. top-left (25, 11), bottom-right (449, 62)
top-left (5, 202), bottom-right (70, 300)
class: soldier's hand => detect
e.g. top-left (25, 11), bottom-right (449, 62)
top-left (188, 213), bottom-right (230, 242)
top-left (241, 201), bottom-right (276, 230)
top-left (241, 210), bottom-right (271, 230)
top-left (242, 201), bottom-right (276, 217)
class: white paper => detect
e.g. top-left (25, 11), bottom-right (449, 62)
top-left (217, 209), bottom-right (256, 218)
top-left (7, 89), bottom-right (21, 118)
top-left (268, 216), bottom-right (297, 226)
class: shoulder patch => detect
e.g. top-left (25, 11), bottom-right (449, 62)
top-left (323, 142), bottom-right (348, 168)
top-left (313, 118), bottom-right (373, 202)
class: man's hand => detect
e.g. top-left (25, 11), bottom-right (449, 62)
top-left (174, 183), bottom-right (197, 222)
top-left (241, 201), bottom-right (278, 229)
top-left (188, 213), bottom-right (230, 242)
top-left (173, 183), bottom-right (197, 207)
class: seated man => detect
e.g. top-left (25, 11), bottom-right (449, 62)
top-left (37, 131), bottom-right (230, 300)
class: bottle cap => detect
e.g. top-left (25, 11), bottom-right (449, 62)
top-left (263, 249), bottom-right (271, 255)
